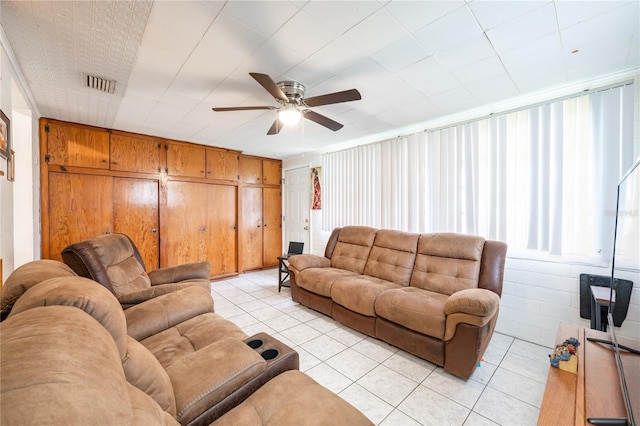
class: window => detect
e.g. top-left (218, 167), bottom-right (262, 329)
top-left (323, 83), bottom-right (634, 259)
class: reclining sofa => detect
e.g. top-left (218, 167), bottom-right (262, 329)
top-left (288, 226), bottom-right (507, 379)
top-left (0, 260), bottom-right (372, 426)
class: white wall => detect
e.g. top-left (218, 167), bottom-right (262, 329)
top-left (1, 26), bottom-right (40, 282)
top-left (284, 74), bottom-right (640, 348)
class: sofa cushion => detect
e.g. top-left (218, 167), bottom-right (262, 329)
top-left (332, 276), bottom-right (402, 316)
top-left (374, 287), bottom-right (449, 339)
top-left (166, 338), bottom-right (267, 425)
top-left (331, 226), bottom-right (377, 274)
top-left (0, 259), bottom-right (77, 318)
top-left (212, 370), bottom-right (373, 426)
top-left (410, 233), bottom-right (485, 295)
top-left (1, 306), bottom-right (135, 424)
top-left (296, 267), bottom-right (357, 297)
top-left (363, 230), bottom-right (418, 286)
top-left (123, 336), bottom-right (177, 416)
top-left (9, 277), bottom-right (129, 359)
top-left (140, 313), bottom-right (248, 368)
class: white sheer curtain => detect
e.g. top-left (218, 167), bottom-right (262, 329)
top-left (322, 84), bottom-right (635, 258)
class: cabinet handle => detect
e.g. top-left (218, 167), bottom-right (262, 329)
top-left (151, 228), bottom-right (158, 234)
top-left (257, 225), bottom-right (261, 228)
top-left (304, 226), bottom-right (309, 230)
top-left (105, 230), bottom-right (112, 234)
top-left (200, 226), bottom-right (206, 231)
top-left (264, 224), bottom-right (267, 227)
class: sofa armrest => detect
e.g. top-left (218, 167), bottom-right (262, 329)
top-left (288, 254), bottom-right (331, 273)
top-left (148, 261), bottom-right (211, 285)
top-left (443, 288), bottom-right (500, 341)
top-left (125, 286), bottom-right (214, 341)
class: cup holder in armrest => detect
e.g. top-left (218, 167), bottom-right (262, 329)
top-left (246, 339), bottom-right (264, 349)
top-left (244, 332), bottom-right (299, 370)
top-left (261, 348), bottom-right (279, 360)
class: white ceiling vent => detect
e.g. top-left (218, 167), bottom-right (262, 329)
top-left (82, 73), bottom-right (116, 94)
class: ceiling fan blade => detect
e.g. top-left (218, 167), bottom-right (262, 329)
top-left (267, 118), bottom-right (283, 135)
top-left (212, 106), bottom-right (276, 112)
top-left (304, 110), bottom-right (343, 131)
top-left (250, 73), bottom-right (288, 102)
top-left (304, 89), bottom-right (361, 107)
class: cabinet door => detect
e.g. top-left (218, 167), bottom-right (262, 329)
top-left (206, 149), bottom-right (239, 181)
top-left (262, 159), bottom-right (281, 186)
top-left (166, 143), bottom-right (205, 178)
top-left (165, 181), bottom-right (210, 266)
top-left (46, 122), bottom-right (109, 169)
top-left (206, 185), bottom-right (238, 275)
top-left (110, 133), bottom-right (161, 174)
top-left (263, 187), bottom-right (282, 267)
top-left (48, 173), bottom-right (113, 261)
top-left (241, 187), bottom-right (264, 270)
top-left (240, 157), bottom-right (262, 184)
top-left (113, 178), bottom-right (159, 270)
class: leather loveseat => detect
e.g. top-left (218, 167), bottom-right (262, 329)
top-left (288, 226), bottom-right (507, 379)
top-left (0, 260), bottom-right (372, 426)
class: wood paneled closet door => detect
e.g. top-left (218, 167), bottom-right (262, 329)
top-left (262, 187), bottom-right (282, 267)
top-left (164, 181), bottom-right (237, 275)
top-left (241, 187), bottom-right (264, 270)
top-left (47, 173), bottom-right (159, 268)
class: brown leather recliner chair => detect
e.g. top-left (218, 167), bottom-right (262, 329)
top-left (62, 233), bottom-right (211, 308)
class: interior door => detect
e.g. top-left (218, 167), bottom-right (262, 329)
top-left (206, 184), bottom-right (238, 275)
top-left (284, 166), bottom-right (310, 253)
top-left (48, 173), bottom-right (113, 261)
top-left (164, 181), bottom-right (209, 267)
top-left (241, 187), bottom-right (263, 270)
top-left (263, 187), bottom-right (282, 266)
top-left (113, 177), bottom-right (159, 271)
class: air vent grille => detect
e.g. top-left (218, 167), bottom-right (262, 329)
top-left (82, 73), bottom-right (116, 94)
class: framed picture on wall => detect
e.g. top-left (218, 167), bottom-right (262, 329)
top-left (0, 109), bottom-right (9, 159)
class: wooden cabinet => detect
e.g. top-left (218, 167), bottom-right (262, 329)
top-left (44, 121), bottom-right (110, 169)
top-left (241, 187), bottom-right (281, 270)
top-left (47, 173), bottom-right (159, 268)
top-left (206, 149), bottom-right (239, 181)
top-left (110, 132), bottom-right (161, 174)
top-left (263, 159), bottom-right (281, 186)
top-left (263, 187), bottom-right (282, 266)
top-left (40, 118), bottom-right (279, 278)
top-left (166, 142), bottom-right (205, 178)
top-left (165, 181), bottom-right (237, 275)
top-left (240, 156), bottom-right (263, 184)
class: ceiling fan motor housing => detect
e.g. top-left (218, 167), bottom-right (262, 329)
top-left (277, 81), bottom-right (305, 104)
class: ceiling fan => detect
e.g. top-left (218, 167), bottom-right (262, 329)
top-left (212, 73), bottom-right (361, 135)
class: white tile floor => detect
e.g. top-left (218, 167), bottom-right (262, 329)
top-left (212, 269), bottom-right (551, 426)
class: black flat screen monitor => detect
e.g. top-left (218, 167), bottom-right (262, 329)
top-left (600, 158), bottom-right (640, 426)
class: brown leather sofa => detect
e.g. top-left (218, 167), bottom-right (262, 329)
top-left (289, 226), bottom-right (507, 379)
top-left (61, 233), bottom-right (211, 308)
top-left (0, 260), bottom-right (372, 426)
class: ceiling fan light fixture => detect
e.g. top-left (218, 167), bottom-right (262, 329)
top-left (278, 106), bottom-right (302, 126)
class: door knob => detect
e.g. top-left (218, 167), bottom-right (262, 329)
top-left (151, 228), bottom-right (158, 234)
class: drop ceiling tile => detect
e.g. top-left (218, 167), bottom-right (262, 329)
top-left (555, 1), bottom-right (632, 30)
top-left (372, 35), bottom-right (432, 72)
top-left (283, 60), bottom-right (336, 89)
top-left (485, 3), bottom-right (558, 53)
top-left (430, 86), bottom-right (479, 113)
top-left (499, 33), bottom-right (563, 72)
top-left (302, 0), bottom-right (381, 34)
top-left (398, 56), bottom-right (451, 83)
top-left (435, 33), bottom-right (497, 70)
top-left (338, 56), bottom-right (390, 86)
top-left (413, 5), bottom-right (484, 54)
top-left (469, 1), bottom-right (549, 31)
top-left (272, 10), bottom-right (336, 56)
top-left (232, 39), bottom-right (308, 81)
top-left (451, 55), bottom-right (506, 85)
top-left (139, 1), bottom-right (218, 60)
top-left (565, 37), bottom-right (630, 81)
top-left (342, 8), bottom-right (407, 55)
top-left (560, 2), bottom-right (639, 52)
top-left (304, 38), bottom-right (367, 76)
top-left (385, 1), bottom-right (464, 32)
top-left (113, 95), bottom-right (156, 129)
top-left (409, 72), bottom-right (462, 97)
top-left (374, 107), bottom-right (421, 127)
top-left (221, 1), bottom-right (300, 37)
top-left (465, 73), bottom-right (519, 104)
top-left (506, 57), bottom-right (567, 92)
